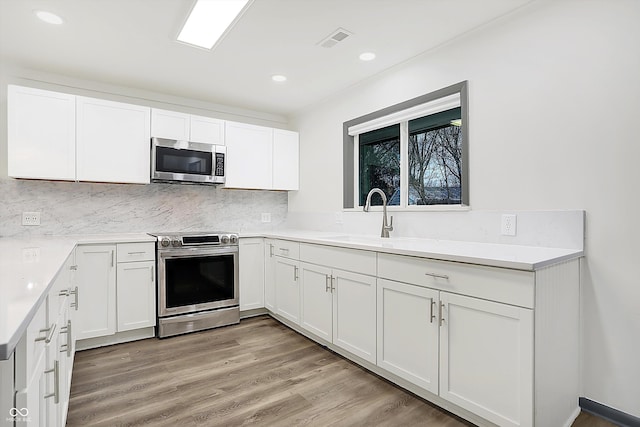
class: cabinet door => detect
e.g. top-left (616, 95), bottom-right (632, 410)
top-left (190, 115), bottom-right (225, 144)
top-left (239, 238), bottom-right (265, 311)
top-left (376, 279), bottom-right (439, 394)
top-left (7, 85), bottom-right (76, 181)
top-left (14, 348), bottom-right (47, 427)
top-left (151, 108), bottom-right (190, 140)
top-left (299, 262), bottom-right (333, 341)
top-left (76, 96), bottom-right (150, 184)
top-left (274, 257), bottom-right (300, 324)
top-left (224, 121), bottom-right (273, 189)
top-left (272, 129), bottom-right (299, 190)
top-left (75, 245), bottom-right (116, 340)
top-left (116, 261), bottom-right (156, 332)
top-left (440, 292), bottom-right (533, 427)
top-left (332, 269), bottom-right (377, 364)
top-left (264, 240), bottom-right (276, 311)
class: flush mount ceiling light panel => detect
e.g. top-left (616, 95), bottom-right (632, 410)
top-left (359, 52), bottom-right (376, 61)
top-left (318, 27), bottom-right (353, 48)
top-left (34, 10), bottom-right (64, 25)
top-left (177, 0), bottom-right (252, 50)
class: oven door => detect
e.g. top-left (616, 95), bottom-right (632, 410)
top-left (157, 245), bottom-right (239, 317)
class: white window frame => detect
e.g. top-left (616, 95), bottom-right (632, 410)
top-left (349, 91), bottom-right (468, 212)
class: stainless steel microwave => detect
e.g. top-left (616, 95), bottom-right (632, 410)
top-left (151, 137), bottom-right (226, 184)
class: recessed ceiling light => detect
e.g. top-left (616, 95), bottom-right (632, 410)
top-left (272, 75), bottom-right (287, 83)
top-left (34, 10), bottom-right (64, 25)
top-left (359, 52), bottom-right (376, 61)
top-left (177, 0), bottom-right (250, 50)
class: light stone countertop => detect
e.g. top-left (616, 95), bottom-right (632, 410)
top-left (241, 229), bottom-right (584, 271)
top-left (0, 233), bottom-right (155, 360)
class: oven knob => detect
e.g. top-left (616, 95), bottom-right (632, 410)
top-left (230, 234), bottom-right (238, 244)
top-left (160, 237), bottom-right (170, 247)
top-left (172, 239), bottom-right (181, 247)
top-left (221, 235), bottom-right (230, 244)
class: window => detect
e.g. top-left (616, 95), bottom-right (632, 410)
top-left (344, 81), bottom-right (468, 209)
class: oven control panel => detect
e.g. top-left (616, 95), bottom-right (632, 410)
top-left (153, 233), bottom-right (239, 249)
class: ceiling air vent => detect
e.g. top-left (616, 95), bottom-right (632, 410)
top-left (318, 27), bottom-right (353, 48)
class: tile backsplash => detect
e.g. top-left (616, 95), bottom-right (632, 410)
top-left (0, 178), bottom-right (287, 237)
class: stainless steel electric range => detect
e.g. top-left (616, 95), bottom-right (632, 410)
top-left (148, 231), bottom-right (239, 338)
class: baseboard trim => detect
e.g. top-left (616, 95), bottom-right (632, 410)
top-left (579, 397), bottom-right (640, 427)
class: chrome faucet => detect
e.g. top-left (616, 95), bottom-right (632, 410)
top-left (363, 188), bottom-right (393, 238)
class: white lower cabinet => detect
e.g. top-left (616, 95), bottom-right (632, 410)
top-left (75, 244), bottom-right (117, 340)
top-left (274, 257), bottom-right (300, 324)
top-left (377, 279), bottom-right (439, 394)
top-left (116, 260), bottom-right (156, 332)
top-left (298, 245), bottom-right (377, 364)
top-left (76, 242), bottom-right (156, 340)
top-left (14, 250), bottom-right (76, 427)
top-left (239, 238), bottom-right (265, 311)
top-left (440, 292), bottom-right (533, 427)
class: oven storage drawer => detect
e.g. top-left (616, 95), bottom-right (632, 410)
top-left (117, 242), bottom-right (155, 262)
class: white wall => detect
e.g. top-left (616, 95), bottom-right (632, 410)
top-left (290, 0), bottom-right (640, 418)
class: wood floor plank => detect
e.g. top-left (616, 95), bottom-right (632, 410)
top-left (66, 315), bottom-right (614, 427)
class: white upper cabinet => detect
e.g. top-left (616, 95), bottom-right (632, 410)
top-left (190, 115), bottom-right (224, 145)
top-left (225, 121), bottom-right (299, 191)
top-left (151, 108), bottom-right (190, 141)
top-left (225, 121), bottom-right (274, 189)
top-left (8, 85), bottom-right (76, 181)
top-left (272, 129), bottom-right (299, 191)
top-left (76, 97), bottom-right (151, 184)
top-left (151, 108), bottom-right (225, 145)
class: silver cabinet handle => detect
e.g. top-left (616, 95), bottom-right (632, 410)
top-left (70, 286), bottom-right (79, 311)
top-left (59, 289), bottom-right (70, 297)
top-left (111, 250), bottom-right (114, 267)
top-left (59, 320), bottom-right (72, 357)
top-left (279, 247), bottom-right (290, 254)
top-left (430, 298), bottom-right (436, 323)
top-left (330, 276), bottom-right (336, 292)
top-left (269, 244), bottom-right (274, 257)
top-left (325, 275), bottom-right (331, 292)
top-left (439, 302), bottom-right (445, 326)
top-left (69, 265), bottom-right (78, 271)
top-left (425, 272), bottom-right (449, 280)
top-left (44, 360), bottom-right (59, 404)
top-left (293, 265), bottom-right (299, 281)
top-left (35, 323), bottom-right (56, 343)
top-left (127, 251), bottom-right (145, 255)
top-left (151, 266), bottom-right (154, 282)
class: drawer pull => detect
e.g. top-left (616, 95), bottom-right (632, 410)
top-left (279, 248), bottom-right (290, 254)
top-left (35, 323), bottom-right (56, 344)
top-left (44, 360), bottom-right (60, 404)
top-left (425, 272), bottom-right (449, 280)
top-left (69, 265), bottom-right (78, 271)
top-left (127, 251), bottom-right (146, 255)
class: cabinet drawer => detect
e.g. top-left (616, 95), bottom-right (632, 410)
top-left (273, 240), bottom-right (300, 259)
top-left (117, 242), bottom-right (155, 262)
top-left (377, 253), bottom-right (534, 308)
top-left (300, 243), bottom-right (376, 276)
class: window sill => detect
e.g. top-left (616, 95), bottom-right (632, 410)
top-left (343, 204), bottom-right (471, 213)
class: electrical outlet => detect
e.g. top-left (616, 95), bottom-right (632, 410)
top-left (335, 211), bottom-right (344, 224)
top-left (501, 214), bottom-right (517, 236)
top-left (22, 212), bottom-right (41, 226)
top-left (261, 213), bottom-right (271, 223)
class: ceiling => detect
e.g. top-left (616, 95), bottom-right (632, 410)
top-left (0, 0), bottom-right (532, 117)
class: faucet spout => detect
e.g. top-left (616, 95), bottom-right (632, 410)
top-left (363, 188), bottom-right (394, 238)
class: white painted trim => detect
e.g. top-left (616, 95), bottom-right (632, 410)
top-left (347, 93), bottom-right (460, 136)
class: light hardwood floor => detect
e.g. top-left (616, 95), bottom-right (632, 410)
top-left (67, 316), bottom-right (618, 427)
